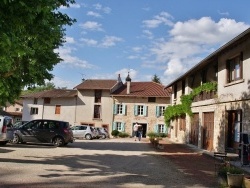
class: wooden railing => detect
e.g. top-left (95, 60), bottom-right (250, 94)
top-left (193, 91), bottom-right (217, 102)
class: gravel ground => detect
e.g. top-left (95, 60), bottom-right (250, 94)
top-left (0, 138), bottom-right (217, 188)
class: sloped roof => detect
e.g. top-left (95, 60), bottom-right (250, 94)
top-left (111, 82), bottom-right (171, 97)
top-left (21, 89), bottom-right (77, 98)
top-left (74, 79), bottom-right (118, 90)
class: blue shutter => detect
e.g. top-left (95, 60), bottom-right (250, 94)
top-left (156, 106), bottom-right (159, 117)
top-left (113, 104), bottom-right (117, 115)
top-left (154, 124), bottom-right (158, 133)
top-left (121, 122), bottom-right (125, 132)
top-left (143, 105), bottom-right (147, 116)
top-left (122, 104), bottom-right (126, 115)
top-left (163, 124), bottom-right (167, 133)
top-left (112, 122), bottom-right (117, 130)
top-left (134, 105), bottom-right (138, 116)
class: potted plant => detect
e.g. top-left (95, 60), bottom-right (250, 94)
top-left (218, 166), bottom-right (244, 188)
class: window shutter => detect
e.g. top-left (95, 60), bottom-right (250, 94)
top-left (163, 125), bottom-right (167, 133)
top-left (113, 104), bottom-right (117, 115)
top-left (134, 105), bottom-right (138, 116)
top-left (122, 105), bottom-right (126, 115)
top-left (121, 122), bottom-right (125, 132)
top-left (156, 106), bottom-right (159, 117)
top-left (240, 52), bottom-right (243, 79)
top-left (154, 124), bottom-right (158, 133)
top-left (112, 122), bottom-right (116, 130)
top-left (143, 105), bottom-right (148, 116)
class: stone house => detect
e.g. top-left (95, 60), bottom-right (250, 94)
top-left (165, 27), bottom-right (250, 152)
top-left (2, 100), bottom-right (23, 123)
top-left (111, 74), bottom-right (171, 138)
top-left (21, 74), bottom-right (171, 137)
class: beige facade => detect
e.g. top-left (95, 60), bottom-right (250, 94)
top-left (167, 28), bottom-right (250, 152)
top-left (113, 96), bottom-right (170, 137)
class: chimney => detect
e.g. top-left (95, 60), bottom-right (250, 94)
top-left (117, 74), bottom-right (122, 83)
top-left (126, 73), bottom-right (131, 94)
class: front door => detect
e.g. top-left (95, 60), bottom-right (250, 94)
top-left (203, 112), bottom-right (214, 151)
top-left (190, 113), bottom-right (199, 146)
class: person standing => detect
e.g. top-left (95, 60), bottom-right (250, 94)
top-left (138, 125), bottom-right (143, 141)
top-left (133, 122), bottom-right (139, 141)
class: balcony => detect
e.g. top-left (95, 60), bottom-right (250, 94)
top-left (193, 91), bottom-right (217, 102)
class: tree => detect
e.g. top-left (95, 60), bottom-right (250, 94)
top-left (152, 74), bottom-right (161, 84)
top-left (21, 82), bottom-right (56, 95)
top-left (0, 0), bottom-right (76, 105)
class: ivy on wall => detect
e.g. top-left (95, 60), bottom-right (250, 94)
top-left (164, 82), bottom-right (217, 126)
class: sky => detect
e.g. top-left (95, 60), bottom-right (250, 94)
top-left (51, 0), bottom-right (250, 89)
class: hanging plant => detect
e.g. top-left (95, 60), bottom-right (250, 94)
top-left (164, 82), bottom-right (217, 126)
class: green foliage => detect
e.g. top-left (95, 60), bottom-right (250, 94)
top-left (118, 132), bottom-right (129, 138)
top-left (21, 82), bottom-right (56, 95)
top-left (111, 130), bottom-right (119, 137)
top-left (218, 166), bottom-right (244, 179)
top-left (164, 82), bottom-right (217, 126)
top-left (147, 131), bottom-right (159, 138)
top-left (152, 74), bottom-right (161, 84)
top-left (0, 0), bottom-right (76, 105)
top-left (159, 133), bottom-right (167, 138)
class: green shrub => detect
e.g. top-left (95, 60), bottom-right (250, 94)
top-left (218, 166), bottom-right (244, 179)
top-left (159, 133), bottom-right (167, 138)
top-left (147, 132), bottom-right (159, 138)
top-left (111, 130), bottom-right (119, 137)
top-left (118, 132), bottom-right (129, 138)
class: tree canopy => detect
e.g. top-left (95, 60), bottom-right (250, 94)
top-left (0, 0), bottom-right (76, 105)
top-left (152, 74), bottom-right (161, 84)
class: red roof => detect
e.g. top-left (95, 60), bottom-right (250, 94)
top-left (74, 79), bottom-right (118, 90)
top-left (111, 82), bottom-right (171, 97)
top-left (21, 89), bottom-right (77, 98)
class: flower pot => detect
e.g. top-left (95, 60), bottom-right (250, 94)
top-left (227, 172), bottom-right (244, 188)
top-left (243, 176), bottom-right (250, 188)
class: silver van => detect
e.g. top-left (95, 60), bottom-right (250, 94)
top-left (0, 116), bottom-right (13, 145)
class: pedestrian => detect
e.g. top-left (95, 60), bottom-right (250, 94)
top-left (133, 122), bottom-right (139, 141)
top-left (138, 125), bottom-right (143, 141)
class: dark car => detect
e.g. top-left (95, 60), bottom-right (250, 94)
top-left (12, 119), bottom-right (74, 147)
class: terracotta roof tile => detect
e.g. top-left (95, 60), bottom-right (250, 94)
top-left (74, 79), bottom-right (118, 90)
top-left (111, 82), bottom-right (171, 97)
top-left (21, 89), bottom-right (77, 98)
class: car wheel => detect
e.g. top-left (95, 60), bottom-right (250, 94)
top-left (101, 134), bottom-right (106, 139)
top-left (12, 134), bottom-right (21, 144)
top-left (52, 137), bottom-right (64, 147)
top-left (85, 134), bottom-right (92, 140)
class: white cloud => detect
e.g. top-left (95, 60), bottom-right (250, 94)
top-left (142, 30), bottom-right (154, 39)
top-left (50, 77), bottom-right (77, 89)
top-left (60, 3), bottom-right (81, 9)
top-left (93, 3), bottom-right (111, 14)
top-left (148, 17), bottom-right (249, 85)
top-left (55, 46), bottom-right (95, 69)
top-left (142, 11), bottom-right (174, 28)
top-left (100, 36), bottom-right (123, 48)
top-left (80, 38), bottom-right (98, 46)
top-left (79, 21), bottom-right (104, 31)
top-left (87, 11), bottom-right (102, 18)
top-left (65, 36), bottom-right (75, 44)
top-left (115, 68), bottom-right (138, 82)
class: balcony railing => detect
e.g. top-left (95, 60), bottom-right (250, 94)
top-left (193, 91), bottom-right (217, 102)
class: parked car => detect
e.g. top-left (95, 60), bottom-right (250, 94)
top-left (95, 127), bottom-right (109, 139)
top-left (71, 125), bottom-right (96, 140)
top-left (12, 119), bottom-right (74, 147)
top-left (0, 116), bottom-right (13, 145)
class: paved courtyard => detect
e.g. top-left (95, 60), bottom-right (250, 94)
top-left (0, 138), bottom-right (217, 188)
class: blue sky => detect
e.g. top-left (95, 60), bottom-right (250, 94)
top-left (51, 0), bottom-right (250, 89)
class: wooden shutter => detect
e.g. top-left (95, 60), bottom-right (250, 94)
top-left (156, 106), bottom-right (159, 117)
top-left (113, 104), bottom-right (117, 115)
top-left (122, 105), bottom-right (126, 115)
top-left (134, 105), bottom-right (138, 116)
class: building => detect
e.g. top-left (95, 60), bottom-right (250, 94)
top-left (111, 74), bottom-right (171, 137)
top-left (165, 27), bottom-right (250, 152)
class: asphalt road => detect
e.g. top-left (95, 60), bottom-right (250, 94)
top-left (0, 138), bottom-right (213, 188)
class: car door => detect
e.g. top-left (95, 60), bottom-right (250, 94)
top-left (37, 120), bottom-right (58, 143)
top-left (18, 120), bottom-right (39, 142)
top-left (72, 125), bottom-right (81, 138)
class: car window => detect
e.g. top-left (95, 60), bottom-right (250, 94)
top-left (80, 126), bottom-right (87, 130)
top-left (90, 127), bottom-right (94, 132)
top-left (23, 121), bottom-right (37, 129)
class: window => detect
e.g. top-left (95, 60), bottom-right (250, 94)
top-left (173, 84), bottom-right (177, 99)
top-left (112, 122), bottom-right (125, 132)
top-left (15, 108), bottom-right (20, 112)
top-left (95, 90), bottom-right (102, 103)
top-left (44, 98), bottom-right (51, 104)
top-left (134, 105), bottom-right (147, 116)
top-left (30, 107), bottom-right (38, 115)
top-left (154, 124), bottom-right (166, 133)
top-left (179, 115), bottom-right (186, 131)
top-left (34, 98), bottom-right (38, 104)
top-left (148, 97), bottom-right (156, 102)
top-left (113, 104), bottom-right (126, 115)
top-left (55, 105), bottom-right (61, 114)
top-left (156, 106), bottom-right (166, 117)
top-left (94, 105), bottom-right (101, 119)
top-left (226, 53), bottom-right (243, 83)
top-left (182, 80), bottom-right (185, 95)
